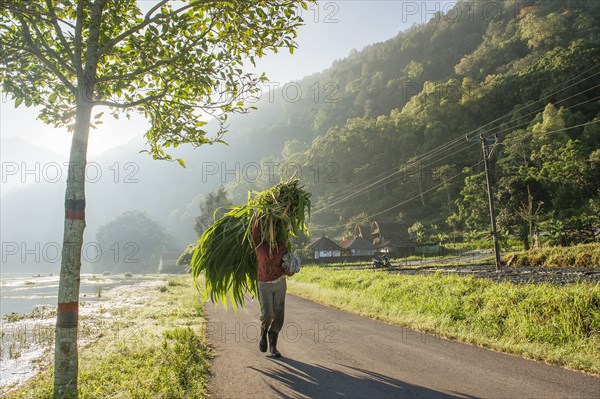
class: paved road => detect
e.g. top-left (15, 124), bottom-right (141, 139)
top-left (205, 293), bottom-right (600, 399)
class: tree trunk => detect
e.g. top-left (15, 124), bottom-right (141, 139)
top-left (521, 231), bottom-right (530, 251)
top-left (417, 175), bottom-right (426, 207)
top-left (54, 96), bottom-right (91, 399)
top-left (445, 189), bottom-right (451, 215)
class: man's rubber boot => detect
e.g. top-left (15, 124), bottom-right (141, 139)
top-left (268, 332), bottom-right (282, 358)
top-left (259, 328), bottom-right (268, 353)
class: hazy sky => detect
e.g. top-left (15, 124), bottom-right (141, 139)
top-left (0, 1), bottom-right (455, 157)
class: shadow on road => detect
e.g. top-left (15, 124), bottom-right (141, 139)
top-left (250, 357), bottom-right (475, 399)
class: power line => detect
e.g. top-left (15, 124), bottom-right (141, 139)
top-left (492, 118), bottom-right (600, 145)
top-left (415, 81), bottom-right (600, 168)
top-left (313, 87), bottom-right (600, 214)
top-left (482, 93), bottom-right (600, 140)
top-left (311, 119), bottom-right (600, 233)
top-left (465, 66), bottom-right (600, 140)
top-left (412, 66), bottom-right (600, 166)
top-left (311, 65), bottom-right (600, 210)
top-left (316, 160), bottom-right (484, 231)
top-left (312, 141), bottom-right (479, 215)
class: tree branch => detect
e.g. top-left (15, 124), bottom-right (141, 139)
top-left (1, 3), bottom-right (75, 29)
top-left (16, 13), bottom-right (75, 92)
top-left (96, 0), bottom-right (169, 55)
top-left (97, 0), bottom-right (224, 56)
top-left (82, 0), bottom-right (108, 87)
top-left (45, 0), bottom-right (76, 65)
top-left (96, 18), bottom-right (216, 84)
top-left (92, 86), bottom-right (169, 108)
top-left (96, 57), bottom-right (179, 83)
top-left (29, 19), bottom-right (77, 76)
top-left (74, 0), bottom-right (84, 79)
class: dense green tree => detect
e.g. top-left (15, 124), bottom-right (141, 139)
top-left (194, 186), bottom-right (233, 237)
top-left (519, 11), bottom-right (568, 50)
top-left (496, 177), bottom-right (543, 249)
top-left (408, 221), bottom-right (425, 244)
top-left (454, 171), bottom-right (488, 231)
top-left (432, 164), bottom-right (459, 217)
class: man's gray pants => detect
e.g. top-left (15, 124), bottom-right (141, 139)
top-left (257, 278), bottom-right (286, 334)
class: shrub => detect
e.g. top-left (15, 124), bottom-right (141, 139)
top-left (503, 243), bottom-right (600, 268)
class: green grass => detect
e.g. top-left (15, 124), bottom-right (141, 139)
top-left (504, 242), bottom-right (600, 267)
top-left (444, 236), bottom-right (525, 252)
top-left (4, 275), bottom-right (210, 399)
top-left (288, 266), bottom-right (600, 374)
top-left (398, 256), bottom-right (496, 269)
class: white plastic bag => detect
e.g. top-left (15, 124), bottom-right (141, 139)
top-left (281, 252), bottom-right (301, 275)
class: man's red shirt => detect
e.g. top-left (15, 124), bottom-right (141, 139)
top-left (252, 225), bottom-right (287, 282)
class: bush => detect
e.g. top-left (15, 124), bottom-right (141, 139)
top-left (504, 243), bottom-right (600, 267)
top-left (177, 243), bottom-right (197, 266)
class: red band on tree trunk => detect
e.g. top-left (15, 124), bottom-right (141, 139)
top-left (65, 210), bottom-right (85, 220)
top-left (65, 199), bottom-right (85, 220)
top-left (57, 301), bottom-right (79, 313)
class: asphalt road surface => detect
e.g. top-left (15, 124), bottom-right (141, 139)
top-left (205, 293), bottom-right (600, 399)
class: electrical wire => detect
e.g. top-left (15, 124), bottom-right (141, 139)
top-left (313, 118), bottom-right (600, 233)
top-left (311, 70), bottom-right (600, 213)
top-left (314, 160), bottom-right (484, 231)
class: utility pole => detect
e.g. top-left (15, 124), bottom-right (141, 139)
top-left (467, 133), bottom-right (502, 271)
top-left (480, 133), bottom-right (502, 272)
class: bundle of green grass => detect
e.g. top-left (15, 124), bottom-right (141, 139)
top-left (191, 178), bottom-right (311, 308)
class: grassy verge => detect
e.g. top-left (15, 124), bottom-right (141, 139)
top-left (4, 276), bottom-right (210, 399)
top-left (391, 256), bottom-right (496, 269)
top-left (444, 236), bottom-right (525, 253)
top-left (504, 242), bottom-right (600, 267)
top-left (288, 266), bottom-right (600, 374)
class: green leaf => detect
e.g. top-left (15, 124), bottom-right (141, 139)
top-left (177, 158), bottom-right (186, 168)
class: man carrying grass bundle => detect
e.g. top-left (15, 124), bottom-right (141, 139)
top-left (252, 219), bottom-right (291, 358)
top-left (191, 178), bottom-right (310, 358)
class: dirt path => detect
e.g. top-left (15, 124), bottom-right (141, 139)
top-left (205, 293), bottom-right (600, 399)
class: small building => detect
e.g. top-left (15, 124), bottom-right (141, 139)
top-left (339, 236), bottom-right (377, 256)
top-left (354, 225), bottom-right (373, 240)
top-left (158, 252), bottom-right (184, 274)
top-left (307, 235), bottom-right (342, 259)
top-left (370, 221), bottom-right (415, 255)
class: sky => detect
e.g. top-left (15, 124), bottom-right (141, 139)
top-left (0, 1), bottom-right (456, 157)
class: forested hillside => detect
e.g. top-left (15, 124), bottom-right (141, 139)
top-left (221, 0), bottom-right (600, 248)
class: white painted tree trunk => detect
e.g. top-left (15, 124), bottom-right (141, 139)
top-left (53, 95), bottom-right (91, 399)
